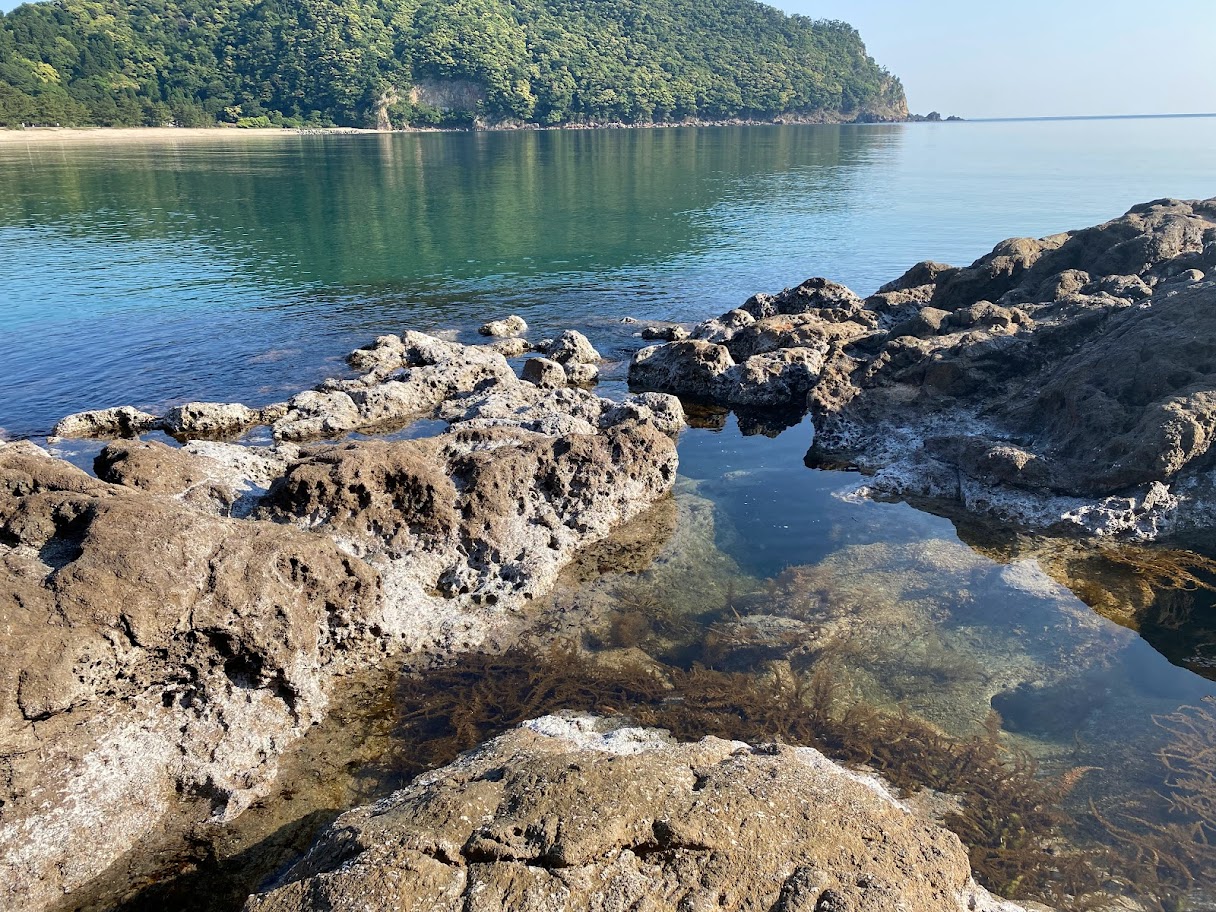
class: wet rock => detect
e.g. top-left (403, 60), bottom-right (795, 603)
top-left (543, 329), bottom-right (601, 365)
top-left (641, 323), bottom-right (690, 342)
top-left (655, 198), bottom-right (1216, 538)
top-left (629, 340), bottom-right (736, 401)
top-left (522, 357), bottom-right (567, 389)
top-left (478, 315), bottom-right (528, 338)
top-left (565, 362), bottom-right (600, 385)
top-left (158, 401), bottom-right (260, 439)
top-left (51, 405), bottom-right (158, 439)
top-left (0, 440), bottom-right (382, 912)
top-left (486, 337), bottom-right (532, 358)
top-left (243, 714), bottom-right (1029, 912)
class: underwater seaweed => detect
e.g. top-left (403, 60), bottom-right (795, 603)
top-left (386, 645), bottom-right (1108, 908)
top-left (1086, 696), bottom-right (1216, 912)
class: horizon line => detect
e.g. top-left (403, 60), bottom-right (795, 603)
top-left (957, 112), bottom-right (1216, 123)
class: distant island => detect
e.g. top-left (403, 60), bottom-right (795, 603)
top-left (0, 0), bottom-right (907, 129)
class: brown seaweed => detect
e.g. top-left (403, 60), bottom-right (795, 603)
top-left (386, 645), bottom-right (1108, 908)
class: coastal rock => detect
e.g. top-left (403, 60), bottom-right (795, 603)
top-left (629, 340), bottom-right (736, 401)
top-left (263, 419), bottom-right (678, 628)
top-left (486, 337), bottom-right (533, 358)
top-left (346, 334), bottom-right (408, 372)
top-left (478, 315), bottom-right (528, 337)
top-left (51, 405), bottom-right (158, 439)
top-left (13, 327), bottom-right (683, 911)
top-left (544, 329), bottom-right (601, 365)
top-left (565, 362), bottom-right (600, 385)
top-left (273, 341), bottom-right (516, 441)
top-left (0, 440), bottom-right (383, 912)
top-left (640, 198), bottom-right (1216, 538)
top-left (521, 357), bottom-right (567, 389)
top-left (243, 714), bottom-right (1030, 912)
top-left (158, 401), bottom-right (260, 439)
top-left (640, 323), bottom-right (690, 342)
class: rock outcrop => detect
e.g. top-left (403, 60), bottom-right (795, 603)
top-left (8, 330), bottom-right (682, 911)
top-left (243, 714), bottom-right (1032, 912)
top-left (631, 198), bottom-right (1216, 538)
top-left (478, 315), bottom-right (528, 337)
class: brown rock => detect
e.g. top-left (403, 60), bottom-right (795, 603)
top-left (243, 715), bottom-right (1031, 912)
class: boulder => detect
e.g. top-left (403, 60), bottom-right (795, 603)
top-left (0, 440), bottom-right (382, 912)
top-left (565, 362), bottom-right (600, 385)
top-left (478, 315), bottom-right (528, 337)
top-left (640, 323), bottom-right (690, 342)
top-left (157, 401), bottom-right (260, 438)
top-left (264, 420), bottom-right (678, 616)
top-left (347, 334), bottom-right (408, 372)
top-left (544, 330), bottom-right (601, 365)
top-left (51, 405), bottom-right (158, 439)
top-left (243, 715), bottom-right (1031, 912)
top-left (522, 357), bottom-right (567, 389)
top-left (486, 337), bottom-right (532, 358)
top-left (629, 341), bottom-right (735, 401)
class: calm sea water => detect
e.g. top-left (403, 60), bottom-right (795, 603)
top-left (4, 119), bottom-right (1216, 910)
top-left (1, 118), bottom-right (1215, 437)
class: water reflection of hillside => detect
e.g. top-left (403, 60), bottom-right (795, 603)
top-left (0, 127), bottom-right (897, 297)
top-left (0, 127), bottom-right (898, 436)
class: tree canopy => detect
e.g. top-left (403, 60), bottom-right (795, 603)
top-left (0, 0), bottom-right (905, 128)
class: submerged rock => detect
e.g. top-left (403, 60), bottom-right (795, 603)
top-left (634, 198), bottom-right (1216, 538)
top-left (243, 714), bottom-right (1031, 912)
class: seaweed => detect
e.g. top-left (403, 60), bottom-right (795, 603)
top-left (1090, 696), bottom-right (1216, 911)
top-left (385, 645), bottom-right (1107, 907)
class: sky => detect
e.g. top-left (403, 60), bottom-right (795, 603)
top-left (779, 0), bottom-right (1216, 118)
top-left (1, 0), bottom-right (1213, 118)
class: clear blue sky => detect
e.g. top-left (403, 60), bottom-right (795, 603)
top-left (778, 0), bottom-right (1216, 118)
top-left (1, 0), bottom-right (1213, 118)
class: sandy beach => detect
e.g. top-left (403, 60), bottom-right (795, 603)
top-left (0, 126), bottom-right (384, 145)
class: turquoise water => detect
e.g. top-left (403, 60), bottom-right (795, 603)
top-left (1, 117), bottom-right (1214, 437)
top-left (4, 118), bottom-right (1216, 909)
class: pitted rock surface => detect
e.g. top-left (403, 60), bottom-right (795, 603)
top-left (631, 198), bottom-right (1216, 537)
top-left (243, 715), bottom-right (1032, 912)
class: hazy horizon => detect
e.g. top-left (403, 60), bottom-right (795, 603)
top-left (778, 0), bottom-right (1215, 119)
top-left (1, 0), bottom-right (1213, 120)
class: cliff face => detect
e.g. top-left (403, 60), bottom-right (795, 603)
top-left (0, 0), bottom-right (904, 129)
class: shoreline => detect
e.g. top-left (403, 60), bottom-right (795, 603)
top-left (0, 126), bottom-right (381, 145)
top-left (0, 115), bottom-right (917, 145)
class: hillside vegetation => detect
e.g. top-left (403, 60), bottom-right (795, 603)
top-left (0, 0), bottom-right (905, 128)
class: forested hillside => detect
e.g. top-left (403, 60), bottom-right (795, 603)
top-left (0, 0), bottom-right (906, 128)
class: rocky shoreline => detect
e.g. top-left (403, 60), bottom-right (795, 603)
top-left (1, 331), bottom-right (681, 910)
top-left (6, 198), bottom-right (1215, 912)
top-left (630, 198), bottom-right (1216, 540)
